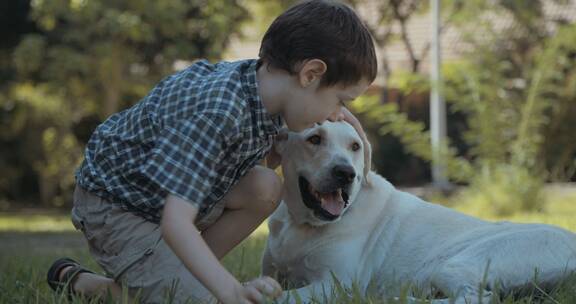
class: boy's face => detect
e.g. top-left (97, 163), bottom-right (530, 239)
top-left (284, 75), bottom-right (370, 132)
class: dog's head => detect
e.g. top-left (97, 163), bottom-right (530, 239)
top-left (276, 121), bottom-right (371, 226)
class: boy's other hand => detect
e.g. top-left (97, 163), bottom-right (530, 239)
top-left (231, 276), bottom-right (282, 304)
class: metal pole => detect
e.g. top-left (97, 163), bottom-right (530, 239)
top-left (430, 0), bottom-right (449, 188)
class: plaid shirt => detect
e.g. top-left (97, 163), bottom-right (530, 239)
top-left (76, 59), bottom-right (283, 223)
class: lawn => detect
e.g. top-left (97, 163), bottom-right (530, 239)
top-left (1, 186), bottom-right (575, 303)
top-left (0, 211), bottom-right (270, 304)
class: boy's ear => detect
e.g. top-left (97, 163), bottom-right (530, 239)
top-left (297, 59), bottom-right (327, 87)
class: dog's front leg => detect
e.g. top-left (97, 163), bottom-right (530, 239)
top-left (429, 263), bottom-right (494, 304)
top-left (276, 280), bottom-right (335, 304)
top-left (261, 242), bottom-right (277, 278)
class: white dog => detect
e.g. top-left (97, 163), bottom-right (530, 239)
top-left (262, 121), bottom-right (576, 304)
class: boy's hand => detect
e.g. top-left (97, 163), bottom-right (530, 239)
top-left (229, 276), bottom-right (282, 304)
top-left (330, 107), bottom-right (371, 181)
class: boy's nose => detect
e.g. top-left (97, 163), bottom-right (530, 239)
top-left (327, 109), bottom-right (343, 122)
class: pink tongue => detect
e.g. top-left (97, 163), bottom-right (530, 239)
top-left (320, 192), bottom-right (345, 216)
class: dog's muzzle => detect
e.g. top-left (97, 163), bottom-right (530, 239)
top-left (298, 165), bottom-right (354, 221)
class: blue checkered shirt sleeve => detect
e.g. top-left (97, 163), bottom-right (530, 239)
top-left (76, 59), bottom-right (282, 222)
top-left (140, 112), bottom-right (234, 208)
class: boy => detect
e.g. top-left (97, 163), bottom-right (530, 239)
top-left (47, 0), bottom-right (377, 303)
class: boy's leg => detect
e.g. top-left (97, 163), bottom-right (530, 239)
top-left (57, 186), bottom-right (214, 303)
top-left (201, 165), bottom-right (283, 259)
top-left (49, 185), bottom-right (133, 299)
top-left (56, 165), bottom-right (281, 301)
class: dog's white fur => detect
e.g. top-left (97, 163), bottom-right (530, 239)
top-left (263, 121), bottom-right (576, 304)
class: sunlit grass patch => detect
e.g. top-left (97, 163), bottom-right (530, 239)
top-left (433, 184), bottom-right (576, 233)
top-left (0, 212), bottom-right (272, 234)
top-left (0, 213), bottom-right (75, 232)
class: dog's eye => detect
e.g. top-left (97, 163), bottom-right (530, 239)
top-left (307, 135), bottom-right (322, 145)
top-left (351, 142), bottom-right (360, 151)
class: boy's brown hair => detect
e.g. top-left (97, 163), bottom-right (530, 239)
top-left (259, 0), bottom-right (377, 87)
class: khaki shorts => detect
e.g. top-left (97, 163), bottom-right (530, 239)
top-left (71, 185), bottom-right (218, 303)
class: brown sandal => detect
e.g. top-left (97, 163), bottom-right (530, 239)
top-left (47, 257), bottom-right (95, 299)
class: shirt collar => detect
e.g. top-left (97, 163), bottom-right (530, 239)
top-left (242, 59), bottom-right (284, 137)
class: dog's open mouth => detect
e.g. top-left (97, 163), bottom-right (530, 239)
top-left (298, 176), bottom-right (350, 221)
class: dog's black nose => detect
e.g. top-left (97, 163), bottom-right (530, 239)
top-left (332, 164), bottom-right (356, 184)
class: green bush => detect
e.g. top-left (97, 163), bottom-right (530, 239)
top-left (352, 22), bottom-right (576, 214)
top-left (456, 164), bottom-right (545, 217)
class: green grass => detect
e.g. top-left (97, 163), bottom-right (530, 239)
top-left (1, 187), bottom-right (575, 303)
top-left (0, 228), bottom-right (269, 304)
top-left (0, 212), bottom-right (74, 232)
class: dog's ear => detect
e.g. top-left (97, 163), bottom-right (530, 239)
top-left (362, 138), bottom-right (373, 186)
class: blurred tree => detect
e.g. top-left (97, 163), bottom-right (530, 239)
top-left (538, 26), bottom-right (576, 181)
top-left (2, 0), bottom-right (249, 207)
top-left (0, 0), bottom-right (41, 206)
top-left (353, 0), bottom-right (576, 215)
top-left (442, 0), bottom-right (576, 214)
top-left (14, 0), bottom-right (248, 118)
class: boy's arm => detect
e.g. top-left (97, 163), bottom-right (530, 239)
top-left (161, 194), bottom-right (281, 304)
top-left (161, 195), bottom-right (238, 302)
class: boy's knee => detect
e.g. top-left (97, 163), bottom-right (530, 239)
top-left (247, 166), bottom-right (282, 214)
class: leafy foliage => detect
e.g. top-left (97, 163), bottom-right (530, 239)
top-left (0, 0), bottom-right (248, 206)
top-left (352, 2), bottom-right (576, 214)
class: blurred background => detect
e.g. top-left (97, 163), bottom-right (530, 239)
top-left (1, 2), bottom-right (576, 302)
top-left (1, 0), bottom-right (575, 217)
